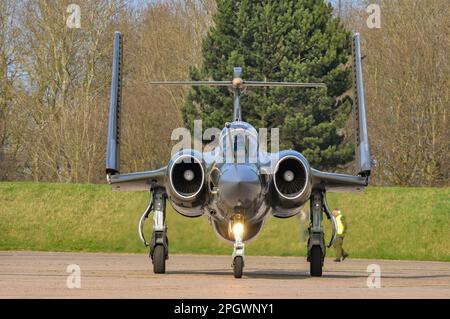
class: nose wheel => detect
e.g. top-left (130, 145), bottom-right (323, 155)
top-left (233, 256), bottom-right (244, 278)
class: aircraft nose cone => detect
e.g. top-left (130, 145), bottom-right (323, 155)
top-left (218, 165), bottom-right (261, 209)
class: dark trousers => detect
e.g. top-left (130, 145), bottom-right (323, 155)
top-left (333, 235), bottom-right (347, 259)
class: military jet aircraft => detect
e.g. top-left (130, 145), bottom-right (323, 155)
top-left (106, 31), bottom-right (371, 278)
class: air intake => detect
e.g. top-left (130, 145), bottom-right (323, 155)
top-left (274, 156), bottom-right (308, 199)
top-left (169, 155), bottom-right (204, 199)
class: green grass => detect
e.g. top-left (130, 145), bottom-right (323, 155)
top-left (0, 182), bottom-right (449, 261)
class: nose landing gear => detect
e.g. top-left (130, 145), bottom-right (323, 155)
top-left (232, 241), bottom-right (245, 278)
top-left (231, 215), bottom-right (245, 278)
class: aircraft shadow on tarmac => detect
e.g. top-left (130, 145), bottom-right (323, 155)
top-left (167, 270), bottom-right (305, 279)
top-left (166, 269), bottom-right (450, 280)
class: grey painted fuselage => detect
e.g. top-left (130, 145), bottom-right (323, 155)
top-left (167, 120), bottom-right (312, 243)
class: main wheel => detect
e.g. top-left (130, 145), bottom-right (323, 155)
top-left (233, 256), bottom-right (244, 278)
top-left (309, 246), bottom-right (323, 277)
top-left (152, 245), bottom-right (166, 274)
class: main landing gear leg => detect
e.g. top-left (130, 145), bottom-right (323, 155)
top-left (149, 188), bottom-right (168, 274)
top-left (307, 189), bottom-right (326, 277)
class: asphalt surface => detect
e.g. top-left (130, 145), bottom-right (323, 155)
top-left (0, 251), bottom-right (449, 298)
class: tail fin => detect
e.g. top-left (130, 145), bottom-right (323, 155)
top-left (352, 33), bottom-right (371, 177)
top-left (106, 31), bottom-right (123, 175)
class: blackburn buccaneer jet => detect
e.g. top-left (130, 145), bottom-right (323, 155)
top-left (106, 32), bottom-right (371, 278)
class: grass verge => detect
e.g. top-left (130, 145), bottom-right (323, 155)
top-left (0, 182), bottom-right (448, 261)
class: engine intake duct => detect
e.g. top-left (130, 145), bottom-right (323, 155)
top-left (274, 156), bottom-right (307, 199)
top-left (170, 155), bottom-right (204, 199)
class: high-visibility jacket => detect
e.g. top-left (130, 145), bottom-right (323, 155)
top-left (336, 214), bottom-right (346, 235)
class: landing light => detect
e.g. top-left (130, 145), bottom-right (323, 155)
top-left (233, 222), bottom-right (244, 239)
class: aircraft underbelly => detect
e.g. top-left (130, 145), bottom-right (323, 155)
top-left (212, 218), bottom-right (267, 243)
top-left (209, 203), bottom-right (270, 243)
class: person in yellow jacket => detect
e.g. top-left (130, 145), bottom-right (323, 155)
top-left (332, 208), bottom-right (349, 262)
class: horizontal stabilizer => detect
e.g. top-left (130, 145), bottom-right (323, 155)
top-left (148, 80), bottom-right (231, 86)
top-left (147, 80), bottom-right (326, 89)
top-left (244, 81), bottom-right (325, 88)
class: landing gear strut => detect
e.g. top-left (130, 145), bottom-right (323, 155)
top-left (232, 238), bottom-right (245, 278)
top-left (307, 189), bottom-right (326, 276)
top-left (138, 188), bottom-right (169, 274)
top-left (150, 189), bottom-right (168, 274)
top-left (231, 216), bottom-right (245, 278)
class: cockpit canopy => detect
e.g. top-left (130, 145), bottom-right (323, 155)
top-left (219, 121), bottom-right (258, 164)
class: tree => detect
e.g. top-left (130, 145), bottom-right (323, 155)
top-left (0, 0), bottom-right (215, 183)
top-left (342, 0), bottom-right (449, 186)
top-left (182, 0), bottom-right (354, 170)
top-left (13, 0), bottom-right (125, 183)
top-left (0, 0), bottom-right (22, 179)
top-left (120, 0), bottom-right (216, 173)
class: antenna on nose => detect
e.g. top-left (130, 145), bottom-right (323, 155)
top-left (233, 67), bottom-right (242, 122)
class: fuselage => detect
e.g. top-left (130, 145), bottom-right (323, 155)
top-left (167, 121), bottom-right (312, 243)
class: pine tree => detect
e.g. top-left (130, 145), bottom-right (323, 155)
top-left (182, 0), bottom-right (354, 169)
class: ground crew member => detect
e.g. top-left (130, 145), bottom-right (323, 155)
top-left (332, 208), bottom-right (349, 262)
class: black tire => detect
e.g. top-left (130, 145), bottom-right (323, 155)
top-left (310, 246), bottom-right (323, 277)
top-left (233, 256), bottom-right (244, 278)
top-left (152, 245), bottom-right (166, 274)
